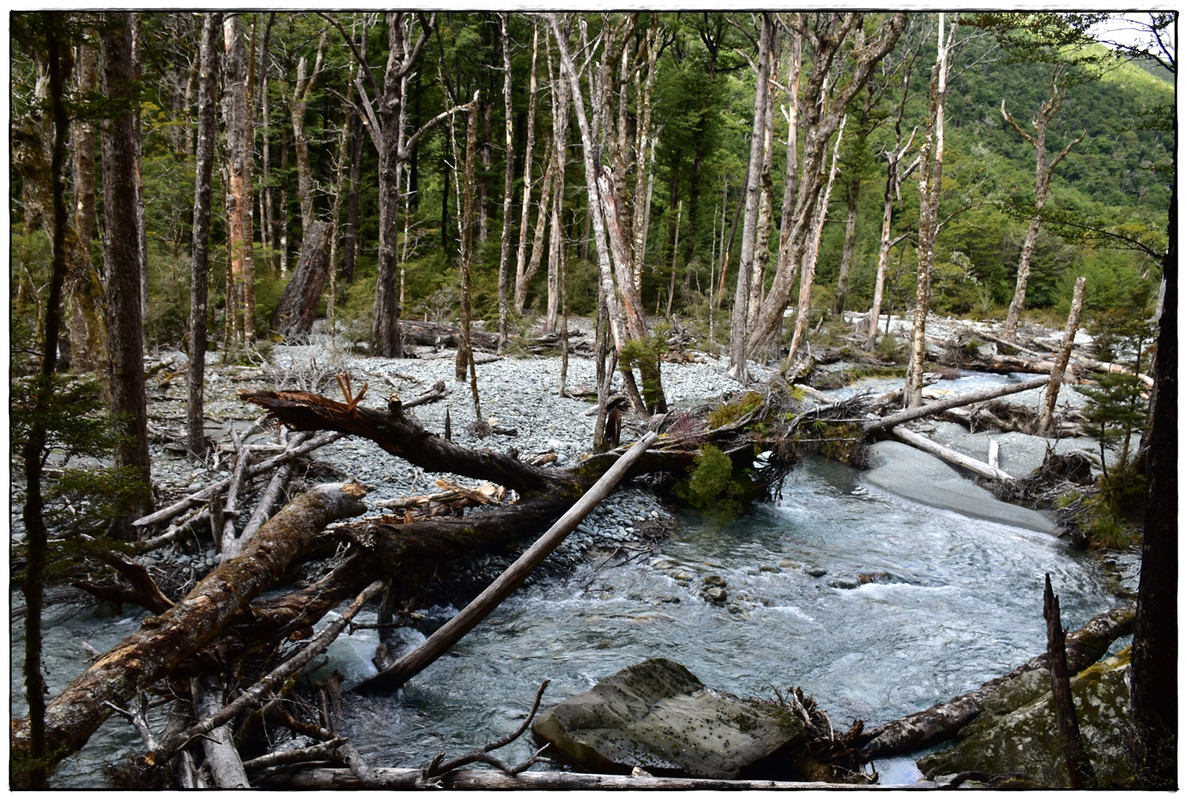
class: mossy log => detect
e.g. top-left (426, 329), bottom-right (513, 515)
top-left (11, 483), bottom-right (368, 776)
top-left (854, 601), bottom-right (1136, 760)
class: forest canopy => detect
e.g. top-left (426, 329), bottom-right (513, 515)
top-left (10, 11), bottom-right (1171, 361)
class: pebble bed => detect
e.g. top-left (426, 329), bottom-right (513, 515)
top-left (141, 329), bottom-right (773, 580)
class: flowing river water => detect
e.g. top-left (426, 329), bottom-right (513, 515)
top-left (17, 381), bottom-right (1125, 787)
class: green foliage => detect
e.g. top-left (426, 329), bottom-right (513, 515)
top-left (620, 332), bottom-right (670, 413)
top-left (873, 332), bottom-right (905, 363)
top-left (11, 371), bottom-right (150, 576)
top-left (673, 444), bottom-right (755, 522)
top-left (707, 391), bottom-right (765, 430)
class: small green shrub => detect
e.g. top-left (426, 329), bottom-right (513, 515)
top-left (707, 391), bottom-right (765, 430)
top-left (673, 444), bottom-right (755, 522)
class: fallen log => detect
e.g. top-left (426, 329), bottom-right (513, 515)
top-left (402, 320), bottom-right (501, 352)
top-left (854, 601), bottom-right (1136, 761)
top-left (356, 432), bottom-right (660, 693)
top-left (242, 388), bottom-right (559, 497)
top-left (888, 426), bottom-right (1015, 483)
top-left (12, 483), bottom-right (368, 776)
top-left (862, 376), bottom-right (1049, 434)
top-left (253, 766), bottom-right (889, 790)
top-left (191, 673), bottom-right (251, 788)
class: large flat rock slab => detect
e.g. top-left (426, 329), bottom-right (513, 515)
top-left (532, 658), bottom-right (808, 779)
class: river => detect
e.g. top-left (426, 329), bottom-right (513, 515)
top-left (18, 444), bottom-right (1122, 787)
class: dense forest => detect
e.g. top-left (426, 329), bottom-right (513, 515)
top-left (9, 10), bottom-right (1175, 790)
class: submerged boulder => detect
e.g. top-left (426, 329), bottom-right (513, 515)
top-left (918, 647), bottom-right (1134, 787)
top-left (532, 657), bottom-right (812, 779)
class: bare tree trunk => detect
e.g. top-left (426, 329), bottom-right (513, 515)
top-left (1002, 68), bottom-right (1085, 340)
top-left (1044, 575), bottom-right (1097, 788)
top-left (1132, 197), bottom-right (1176, 787)
top-left (456, 99), bottom-right (479, 394)
top-left (66, 41), bottom-right (106, 374)
top-left (747, 32), bottom-right (780, 336)
top-left (271, 220), bottom-right (333, 339)
top-left (728, 12), bottom-right (774, 383)
top-left (865, 133), bottom-right (917, 349)
top-left (358, 432), bottom-right (658, 693)
top-left (14, 18), bottom-right (73, 786)
top-left (512, 20), bottom-right (540, 314)
top-left (906, 14), bottom-right (954, 408)
top-left (223, 12), bottom-right (257, 346)
top-left (787, 114), bottom-right (846, 359)
top-left (10, 484), bottom-right (369, 777)
top-left (834, 179), bottom-right (859, 316)
top-left (187, 12), bottom-right (221, 456)
top-left (100, 11), bottom-right (152, 523)
top-left (547, 13), bottom-right (645, 414)
top-left (1037, 276), bottom-right (1086, 435)
top-left (290, 31), bottom-right (328, 237)
top-left (496, 13), bottom-right (515, 347)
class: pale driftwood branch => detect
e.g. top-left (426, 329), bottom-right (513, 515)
top-left (242, 737), bottom-right (347, 773)
top-left (356, 431), bottom-right (660, 694)
top-left (153, 579), bottom-right (386, 763)
top-left (191, 673), bottom-right (251, 788)
top-left (220, 429), bottom-right (250, 556)
top-left (889, 426), bottom-right (1015, 483)
top-left (133, 430), bottom-right (346, 529)
top-left (855, 601), bottom-right (1136, 760)
top-left (863, 376), bottom-right (1049, 434)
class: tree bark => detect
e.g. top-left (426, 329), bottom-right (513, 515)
top-left (1131, 177), bottom-right (1176, 788)
top-left (1043, 575), bottom-right (1096, 788)
top-left (187, 12), bottom-right (221, 456)
top-left (222, 12), bottom-right (257, 346)
top-left (855, 601), bottom-right (1136, 760)
top-left (496, 13), bottom-right (514, 346)
top-left (11, 483), bottom-right (368, 777)
top-left (728, 12), bottom-right (774, 383)
top-left (290, 31), bottom-right (327, 237)
top-left (863, 375), bottom-right (1048, 434)
top-left (748, 13), bottom-right (907, 355)
top-left (1037, 275), bottom-right (1086, 435)
top-left (512, 20), bottom-right (540, 314)
top-left (100, 11), bottom-right (152, 523)
top-left (787, 114), bottom-right (846, 359)
top-left (271, 219), bottom-right (333, 339)
top-left (906, 14), bottom-right (954, 408)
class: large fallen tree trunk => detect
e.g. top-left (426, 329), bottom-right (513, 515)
top-left (11, 483), bottom-right (368, 775)
top-left (241, 389), bottom-right (560, 497)
top-left (854, 601), bottom-right (1136, 761)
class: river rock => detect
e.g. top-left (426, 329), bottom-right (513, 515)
top-left (917, 648), bottom-right (1134, 786)
top-left (532, 657), bottom-right (809, 779)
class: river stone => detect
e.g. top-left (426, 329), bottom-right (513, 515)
top-left (917, 648), bottom-right (1133, 786)
top-left (532, 657), bottom-right (809, 779)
